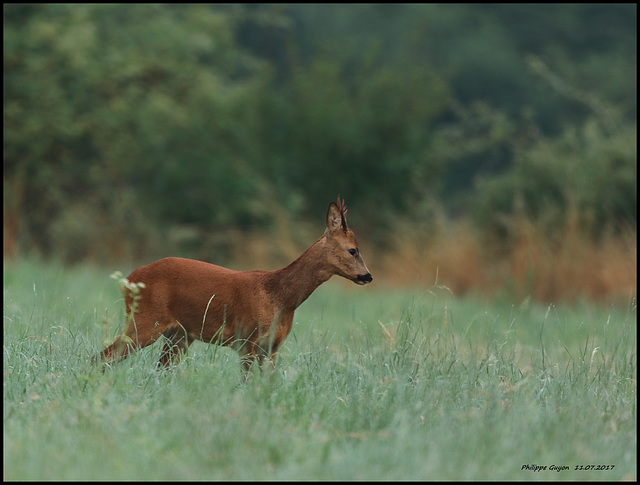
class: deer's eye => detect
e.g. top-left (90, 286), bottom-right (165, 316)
top-left (348, 248), bottom-right (357, 256)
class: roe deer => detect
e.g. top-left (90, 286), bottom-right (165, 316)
top-left (97, 197), bottom-right (372, 372)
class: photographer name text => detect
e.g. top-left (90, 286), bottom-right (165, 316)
top-left (521, 464), bottom-right (615, 473)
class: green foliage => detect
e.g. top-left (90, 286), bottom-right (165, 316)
top-left (259, 53), bottom-right (450, 229)
top-left (285, 4), bottom-right (636, 132)
top-left (474, 117), bottom-right (637, 240)
top-left (3, 4), bottom-right (636, 262)
top-left (4, 5), bottom-right (271, 259)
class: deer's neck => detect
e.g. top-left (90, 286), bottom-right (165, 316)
top-left (263, 236), bottom-right (332, 310)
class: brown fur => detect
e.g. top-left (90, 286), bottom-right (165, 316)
top-left (97, 197), bottom-right (372, 372)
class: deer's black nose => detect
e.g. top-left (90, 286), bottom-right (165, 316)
top-left (357, 273), bottom-right (373, 284)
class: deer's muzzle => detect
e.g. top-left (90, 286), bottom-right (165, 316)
top-left (356, 273), bottom-right (373, 285)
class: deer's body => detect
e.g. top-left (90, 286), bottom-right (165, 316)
top-left (98, 198), bottom-right (372, 371)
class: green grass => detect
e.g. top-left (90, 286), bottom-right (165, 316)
top-left (3, 258), bottom-right (637, 480)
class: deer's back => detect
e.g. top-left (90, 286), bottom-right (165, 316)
top-left (127, 257), bottom-right (274, 340)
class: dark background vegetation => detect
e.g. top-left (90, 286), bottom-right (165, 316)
top-left (3, 4), bottom-right (636, 301)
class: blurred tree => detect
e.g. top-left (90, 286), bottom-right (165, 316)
top-left (4, 4), bottom-right (271, 260)
top-left (253, 52), bottom-right (451, 235)
top-left (3, 4), bottom-right (636, 263)
top-left (473, 116), bottom-right (636, 242)
top-left (281, 4), bottom-right (636, 133)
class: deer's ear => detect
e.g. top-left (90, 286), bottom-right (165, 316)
top-left (326, 202), bottom-right (345, 233)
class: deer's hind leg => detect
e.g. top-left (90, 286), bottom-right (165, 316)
top-left (96, 314), bottom-right (173, 368)
top-left (98, 335), bottom-right (135, 366)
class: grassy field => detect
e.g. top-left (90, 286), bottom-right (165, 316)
top-left (3, 258), bottom-right (636, 480)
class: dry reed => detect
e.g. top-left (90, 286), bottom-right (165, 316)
top-left (377, 217), bottom-right (636, 304)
